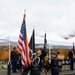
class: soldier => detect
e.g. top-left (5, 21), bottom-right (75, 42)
top-left (11, 47), bottom-right (19, 73)
top-left (46, 52), bottom-right (59, 75)
top-left (69, 50), bottom-right (73, 70)
top-left (23, 48), bottom-right (46, 75)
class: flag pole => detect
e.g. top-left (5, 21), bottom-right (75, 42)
top-left (32, 25), bottom-right (35, 53)
top-left (7, 36), bottom-right (11, 75)
top-left (49, 45), bottom-right (51, 63)
top-left (9, 36), bottom-right (10, 62)
top-left (24, 9), bottom-right (26, 20)
top-left (73, 42), bottom-right (75, 54)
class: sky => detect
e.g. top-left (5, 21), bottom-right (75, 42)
top-left (0, 0), bottom-right (75, 38)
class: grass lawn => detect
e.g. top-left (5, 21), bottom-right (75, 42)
top-left (0, 64), bottom-right (3, 70)
top-left (62, 65), bottom-right (70, 70)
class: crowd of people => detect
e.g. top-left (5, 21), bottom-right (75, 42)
top-left (10, 47), bottom-right (75, 75)
top-left (10, 47), bottom-right (60, 75)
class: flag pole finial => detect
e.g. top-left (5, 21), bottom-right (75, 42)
top-left (24, 9), bottom-right (26, 19)
top-left (45, 30), bottom-right (46, 33)
top-left (33, 25), bottom-right (34, 29)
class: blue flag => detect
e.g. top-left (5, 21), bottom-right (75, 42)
top-left (44, 32), bottom-right (47, 51)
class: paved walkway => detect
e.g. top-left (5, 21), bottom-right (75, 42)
top-left (0, 69), bottom-right (75, 75)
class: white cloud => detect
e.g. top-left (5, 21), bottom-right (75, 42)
top-left (0, 0), bottom-right (75, 38)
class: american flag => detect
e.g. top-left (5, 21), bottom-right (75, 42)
top-left (17, 14), bottom-right (31, 67)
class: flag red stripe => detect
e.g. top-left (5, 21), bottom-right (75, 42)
top-left (17, 35), bottom-right (23, 53)
top-left (17, 45), bottom-right (22, 53)
top-left (17, 16), bottom-right (31, 67)
top-left (18, 40), bottom-right (22, 49)
top-left (22, 40), bottom-right (28, 66)
top-left (25, 39), bottom-right (29, 66)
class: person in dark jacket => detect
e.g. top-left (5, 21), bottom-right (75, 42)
top-left (46, 52), bottom-right (59, 75)
top-left (11, 47), bottom-right (19, 73)
top-left (69, 50), bottom-right (73, 70)
top-left (23, 48), bottom-right (46, 75)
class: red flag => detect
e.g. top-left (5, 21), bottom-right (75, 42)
top-left (17, 12), bottom-right (31, 67)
